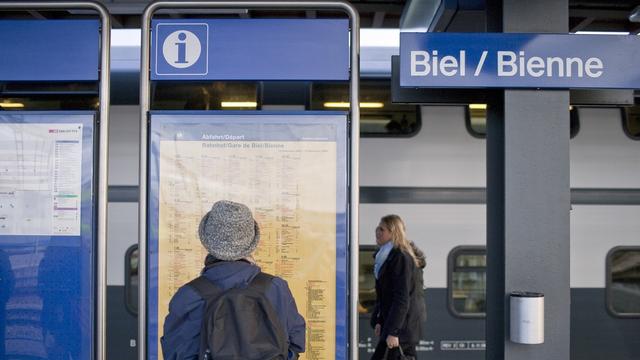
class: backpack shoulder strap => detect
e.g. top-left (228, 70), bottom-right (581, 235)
top-left (249, 272), bottom-right (275, 294)
top-left (187, 276), bottom-right (223, 301)
top-left (187, 276), bottom-right (225, 360)
top-left (248, 272), bottom-right (289, 356)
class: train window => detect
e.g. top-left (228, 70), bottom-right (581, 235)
top-left (622, 106), bottom-right (640, 140)
top-left (358, 245), bottom-right (377, 314)
top-left (606, 246), bottom-right (640, 317)
top-left (464, 105), bottom-right (580, 139)
top-left (0, 82), bottom-right (98, 111)
top-left (311, 80), bottom-right (421, 137)
top-left (124, 244), bottom-right (139, 315)
top-left (151, 81), bottom-right (259, 110)
top-left (448, 246), bottom-right (486, 318)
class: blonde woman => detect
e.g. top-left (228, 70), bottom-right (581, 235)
top-left (370, 215), bottom-right (426, 360)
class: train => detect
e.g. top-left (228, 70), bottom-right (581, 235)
top-left (96, 28), bottom-right (640, 360)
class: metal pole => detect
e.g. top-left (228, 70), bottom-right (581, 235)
top-left (0, 3), bottom-right (110, 360)
top-left (139, 1), bottom-right (359, 359)
top-left (348, 7), bottom-right (361, 360)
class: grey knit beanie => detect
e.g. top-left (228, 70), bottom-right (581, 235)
top-left (198, 200), bottom-right (260, 261)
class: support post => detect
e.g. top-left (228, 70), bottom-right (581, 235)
top-left (486, 1), bottom-right (571, 359)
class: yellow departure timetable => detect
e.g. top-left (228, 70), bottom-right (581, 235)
top-left (150, 113), bottom-right (348, 360)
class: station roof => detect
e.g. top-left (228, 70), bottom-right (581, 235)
top-left (0, 0), bottom-right (638, 34)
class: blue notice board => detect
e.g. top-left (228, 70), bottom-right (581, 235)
top-left (150, 19), bottom-right (349, 81)
top-left (148, 111), bottom-right (348, 360)
top-left (0, 20), bottom-right (100, 81)
top-left (0, 112), bottom-right (95, 360)
top-left (400, 32), bottom-right (640, 89)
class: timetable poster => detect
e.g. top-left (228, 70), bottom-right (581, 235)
top-left (0, 112), bottom-right (95, 360)
top-left (0, 122), bottom-right (83, 236)
top-left (148, 112), bottom-right (348, 360)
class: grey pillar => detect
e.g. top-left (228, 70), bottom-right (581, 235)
top-left (486, 1), bottom-right (571, 359)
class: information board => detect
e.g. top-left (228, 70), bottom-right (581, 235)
top-left (150, 19), bottom-right (349, 81)
top-left (0, 112), bottom-right (95, 360)
top-left (148, 112), bottom-right (348, 360)
top-left (0, 20), bottom-right (100, 81)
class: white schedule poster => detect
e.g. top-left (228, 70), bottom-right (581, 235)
top-left (0, 123), bottom-right (83, 236)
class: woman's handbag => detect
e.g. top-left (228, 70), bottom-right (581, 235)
top-left (382, 346), bottom-right (415, 360)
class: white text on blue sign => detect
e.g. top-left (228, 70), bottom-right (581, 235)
top-left (410, 50), bottom-right (603, 78)
top-left (400, 33), bottom-right (640, 89)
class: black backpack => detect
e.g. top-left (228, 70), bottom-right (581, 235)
top-left (187, 272), bottom-right (289, 360)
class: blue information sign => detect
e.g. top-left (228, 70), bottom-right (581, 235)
top-left (151, 19), bottom-right (349, 81)
top-left (0, 20), bottom-right (100, 81)
top-left (400, 33), bottom-right (640, 89)
top-left (147, 111), bottom-right (349, 360)
top-left (0, 112), bottom-right (95, 360)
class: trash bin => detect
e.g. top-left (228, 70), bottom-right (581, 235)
top-left (510, 291), bottom-right (544, 344)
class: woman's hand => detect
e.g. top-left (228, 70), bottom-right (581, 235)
top-left (386, 335), bottom-right (399, 348)
top-left (374, 324), bottom-right (381, 337)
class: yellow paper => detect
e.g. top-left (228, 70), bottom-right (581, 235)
top-left (158, 139), bottom-right (337, 360)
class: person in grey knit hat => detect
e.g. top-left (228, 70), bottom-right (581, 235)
top-left (162, 199), bottom-right (306, 360)
top-left (198, 200), bottom-right (260, 261)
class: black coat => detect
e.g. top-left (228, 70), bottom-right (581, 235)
top-left (370, 247), bottom-right (426, 345)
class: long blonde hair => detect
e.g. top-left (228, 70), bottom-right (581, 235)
top-left (379, 214), bottom-right (419, 267)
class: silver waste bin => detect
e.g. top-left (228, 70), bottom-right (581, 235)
top-left (510, 291), bottom-right (544, 344)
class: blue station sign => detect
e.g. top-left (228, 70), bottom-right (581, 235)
top-left (0, 20), bottom-right (100, 81)
top-left (400, 33), bottom-right (640, 89)
top-left (151, 19), bottom-right (349, 81)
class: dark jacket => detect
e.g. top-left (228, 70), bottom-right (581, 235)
top-left (161, 259), bottom-right (306, 360)
top-left (370, 246), bottom-right (426, 345)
